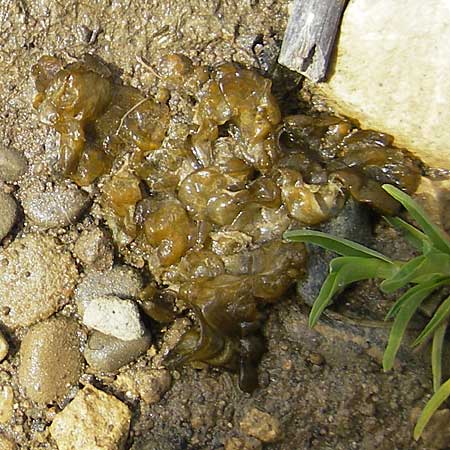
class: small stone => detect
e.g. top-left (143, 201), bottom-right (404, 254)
top-left (74, 228), bottom-right (114, 271)
top-left (0, 193), bottom-right (17, 242)
top-left (114, 368), bottom-right (171, 404)
top-left (0, 145), bottom-right (27, 182)
top-left (0, 234), bottom-right (78, 328)
top-left (0, 332), bottom-right (9, 362)
top-left (19, 317), bottom-right (82, 404)
top-left (419, 409), bottom-right (450, 449)
top-left (83, 295), bottom-right (145, 341)
top-left (240, 408), bottom-right (282, 443)
top-left (0, 386), bottom-right (14, 424)
top-left (49, 384), bottom-right (131, 450)
top-left (75, 265), bottom-right (142, 315)
top-left (22, 183), bottom-right (91, 229)
top-left (307, 352), bottom-right (325, 366)
top-left (224, 436), bottom-right (262, 450)
top-left (84, 331), bottom-right (151, 372)
top-left (0, 434), bottom-right (15, 450)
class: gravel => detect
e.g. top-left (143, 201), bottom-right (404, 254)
top-left (0, 145), bottom-right (27, 182)
top-left (18, 317), bottom-right (83, 404)
top-left (49, 384), bottom-right (131, 450)
top-left (22, 182), bottom-right (91, 229)
top-left (0, 234), bottom-right (78, 328)
top-left (82, 295), bottom-right (146, 341)
top-left (84, 330), bottom-right (152, 373)
top-left (0, 192), bottom-right (17, 242)
top-left (240, 408), bottom-right (282, 443)
top-left (73, 227), bottom-right (114, 271)
top-left (75, 265), bottom-right (143, 315)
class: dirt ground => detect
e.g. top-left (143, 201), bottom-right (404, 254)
top-left (0, 1), bottom-right (443, 449)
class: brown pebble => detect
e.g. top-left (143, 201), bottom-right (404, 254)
top-left (240, 408), bottom-right (282, 443)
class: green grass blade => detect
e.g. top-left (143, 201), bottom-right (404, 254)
top-left (431, 321), bottom-right (447, 392)
top-left (309, 272), bottom-right (339, 327)
top-left (284, 229), bottom-right (393, 263)
top-left (385, 276), bottom-right (446, 320)
top-left (414, 377), bottom-right (450, 440)
top-left (383, 215), bottom-right (430, 251)
top-left (382, 184), bottom-right (450, 254)
top-left (309, 258), bottom-right (396, 327)
top-left (380, 255), bottom-right (427, 293)
top-left (383, 286), bottom-right (437, 371)
top-left (414, 295), bottom-right (450, 346)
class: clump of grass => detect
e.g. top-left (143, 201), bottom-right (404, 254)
top-left (284, 184), bottom-right (450, 440)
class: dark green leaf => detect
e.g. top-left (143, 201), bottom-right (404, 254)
top-left (414, 377), bottom-right (450, 440)
top-left (284, 229), bottom-right (392, 263)
top-left (385, 276), bottom-right (446, 320)
top-left (414, 294), bottom-right (450, 346)
top-left (309, 258), bottom-right (395, 327)
top-left (380, 255), bottom-right (427, 293)
top-left (383, 283), bottom-right (442, 371)
top-left (431, 321), bottom-right (447, 392)
top-left (382, 184), bottom-right (450, 254)
top-left (383, 215), bottom-right (431, 251)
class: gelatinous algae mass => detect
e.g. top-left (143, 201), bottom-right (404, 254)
top-left (32, 54), bottom-right (422, 391)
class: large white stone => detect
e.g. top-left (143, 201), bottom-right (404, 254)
top-left (314, 0), bottom-right (450, 168)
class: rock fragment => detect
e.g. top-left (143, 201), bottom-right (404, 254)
top-left (75, 265), bottom-right (142, 315)
top-left (49, 384), bottom-right (131, 450)
top-left (84, 331), bottom-right (151, 372)
top-left (22, 183), bottom-right (90, 229)
top-left (73, 228), bottom-right (114, 271)
top-left (240, 408), bottom-right (282, 443)
top-left (82, 295), bottom-right (145, 341)
top-left (224, 436), bottom-right (262, 450)
top-left (0, 145), bottom-right (27, 182)
top-left (0, 193), bottom-right (17, 242)
top-left (0, 234), bottom-right (78, 328)
top-left (114, 368), bottom-right (171, 404)
top-left (0, 386), bottom-right (13, 424)
top-left (18, 317), bottom-right (82, 404)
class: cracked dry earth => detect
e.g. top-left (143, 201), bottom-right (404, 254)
top-left (0, 1), bottom-right (446, 449)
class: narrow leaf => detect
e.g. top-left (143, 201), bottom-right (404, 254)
top-left (309, 258), bottom-right (394, 327)
top-left (383, 215), bottom-right (430, 251)
top-left (431, 321), bottom-right (447, 392)
top-left (380, 255), bottom-right (427, 293)
top-left (284, 229), bottom-right (392, 263)
top-left (414, 377), bottom-right (450, 440)
top-left (382, 184), bottom-right (450, 254)
top-left (383, 286), bottom-right (437, 371)
top-left (385, 276), bottom-right (446, 320)
top-left (414, 295), bottom-right (450, 346)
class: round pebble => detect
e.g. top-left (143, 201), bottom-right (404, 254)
top-left (19, 317), bottom-right (83, 404)
top-left (75, 265), bottom-right (142, 315)
top-left (84, 330), bottom-right (152, 372)
top-left (0, 234), bottom-right (78, 329)
top-left (22, 183), bottom-right (90, 229)
top-left (0, 145), bottom-right (27, 182)
top-left (82, 295), bottom-right (145, 341)
top-left (0, 193), bottom-right (17, 242)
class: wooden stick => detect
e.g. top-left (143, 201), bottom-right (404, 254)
top-left (278, 0), bottom-right (347, 82)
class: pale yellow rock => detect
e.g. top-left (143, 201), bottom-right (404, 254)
top-left (49, 385), bottom-right (131, 450)
top-left (0, 386), bottom-right (14, 424)
top-left (314, 0), bottom-right (450, 168)
top-left (0, 333), bottom-right (8, 362)
top-left (0, 434), bottom-right (15, 450)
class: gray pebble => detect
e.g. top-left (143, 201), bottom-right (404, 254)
top-left (0, 145), bottom-right (27, 182)
top-left (73, 228), bottom-right (114, 271)
top-left (19, 317), bottom-right (83, 404)
top-left (75, 265), bottom-right (143, 315)
top-left (84, 330), bottom-right (151, 372)
top-left (83, 295), bottom-right (145, 341)
top-left (0, 193), bottom-right (17, 242)
top-left (22, 183), bottom-right (91, 229)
